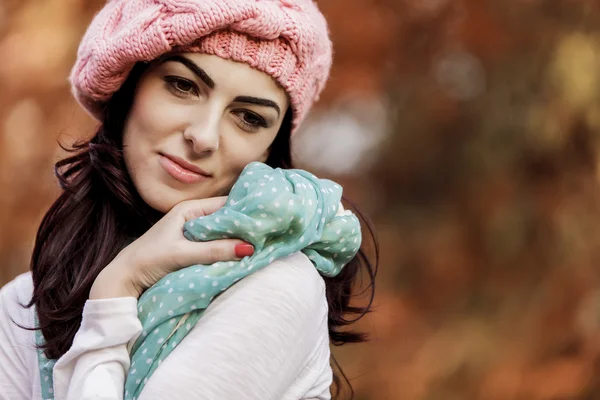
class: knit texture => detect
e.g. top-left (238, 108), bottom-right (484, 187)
top-left (69, 0), bottom-right (333, 134)
top-left (36, 162), bottom-right (361, 399)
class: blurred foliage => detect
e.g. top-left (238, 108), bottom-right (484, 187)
top-left (3, 0), bottom-right (600, 399)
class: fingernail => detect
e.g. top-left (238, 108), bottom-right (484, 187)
top-left (235, 244), bottom-right (254, 258)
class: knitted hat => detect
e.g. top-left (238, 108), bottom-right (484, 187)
top-left (69, 0), bottom-right (333, 134)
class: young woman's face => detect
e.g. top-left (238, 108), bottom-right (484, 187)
top-left (122, 53), bottom-right (290, 213)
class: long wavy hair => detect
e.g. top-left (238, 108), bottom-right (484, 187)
top-left (22, 61), bottom-right (378, 399)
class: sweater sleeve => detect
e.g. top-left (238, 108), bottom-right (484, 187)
top-left (0, 275), bottom-right (34, 400)
top-left (52, 297), bottom-right (143, 400)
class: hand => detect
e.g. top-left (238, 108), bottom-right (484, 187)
top-left (90, 197), bottom-right (253, 299)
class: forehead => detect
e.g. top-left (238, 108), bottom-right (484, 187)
top-left (154, 52), bottom-right (289, 104)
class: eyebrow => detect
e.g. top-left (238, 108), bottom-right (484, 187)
top-left (159, 55), bottom-right (282, 117)
top-left (160, 54), bottom-right (215, 89)
top-left (233, 96), bottom-right (281, 117)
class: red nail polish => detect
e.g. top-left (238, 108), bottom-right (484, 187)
top-left (235, 244), bottom-right (254, 258)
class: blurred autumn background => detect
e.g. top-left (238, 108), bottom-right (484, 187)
top-left (2, 0), bottom-right (600, 399)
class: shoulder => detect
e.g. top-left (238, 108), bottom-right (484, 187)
top-left (1, 271), bottom-right (33, 294)
top-left (248, 251), bottom-right (326, 297)
top-left (0, 272), bottom-right (36, 390)
top-left (195, 251), bottom-right (329, 343)
top-left (0, 271), bottom-right (35, 342)
top-left (0, 271), bottom-right (34, 321)
top-left (212, 251), bottom-right (328, 320)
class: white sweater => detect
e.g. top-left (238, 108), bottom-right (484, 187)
top-left (0, 252), bottom-right (333, 400)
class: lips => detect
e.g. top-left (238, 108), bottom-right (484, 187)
top-left (159, 153), bottom-right (211, 184)
top-left (161, 153), bottom-right (211, 176)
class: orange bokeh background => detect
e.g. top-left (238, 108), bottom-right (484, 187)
top-left (3, 1), bottom-right (600, 398)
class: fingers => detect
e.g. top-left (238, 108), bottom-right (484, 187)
top-left (175, 196), bottom-right (228, 222)
top-left (178, 239), bottom-right (254, 266)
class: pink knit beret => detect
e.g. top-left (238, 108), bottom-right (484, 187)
top-left (69, 0), bottom-right (333, 134)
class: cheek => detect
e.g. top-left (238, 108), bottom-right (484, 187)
top-left (127, 97), bottom-right (180, 143)
top-left (122, 91), bottom-right (184, 171)
top-left (122, 129), bottom-right (150, 198)
top-left (218, 133), bottom-right (275, 182)
top-left (122, 107), bottom-right (169, 193)
top-left (123, 116), bottom-right (153, 173)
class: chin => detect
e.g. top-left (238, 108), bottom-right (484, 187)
top-left (142, 195), bottom-right (178, 214)
top-left (138, 185), bottom-right (189, 214)
top-left (134, 176), bottom-right (232, 213)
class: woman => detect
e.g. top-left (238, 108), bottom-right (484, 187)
top-left (0, 0), bottom-right (377, 399)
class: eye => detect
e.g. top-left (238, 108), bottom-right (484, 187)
top-left (164, 76), bottom-right (200, 97)
top-left (234, 110), bottom-right (268, 132)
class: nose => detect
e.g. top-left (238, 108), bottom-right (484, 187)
top-left (182, 111), bottom-right (220, 155)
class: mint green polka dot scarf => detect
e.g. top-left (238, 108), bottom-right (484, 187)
top-left (36, 161), bottom-right (362, 400)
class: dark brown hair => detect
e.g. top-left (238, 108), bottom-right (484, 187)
top-left (22, 61), bottom-right (378, 399)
